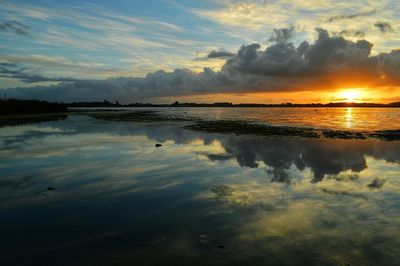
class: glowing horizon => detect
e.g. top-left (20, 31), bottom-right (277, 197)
top-left (1, 1), bottom-right (400, 103)
top-left (155, 87), bottom-right (400, 104)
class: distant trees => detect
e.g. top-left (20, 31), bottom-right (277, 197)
top-left (0, 99), bottom-right (67, 115)
top-left (3, 98), bottom-right (399, 112)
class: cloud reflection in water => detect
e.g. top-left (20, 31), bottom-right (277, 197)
top-left (0, 116), bottom-right (400, 265)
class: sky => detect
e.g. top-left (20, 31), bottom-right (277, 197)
top-left (0, 0), bottom-right (400, 103)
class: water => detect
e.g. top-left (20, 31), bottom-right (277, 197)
top-left (1, 115), bottom-right (400, 265)
top-left (72, 107), bottom-right (400, 131)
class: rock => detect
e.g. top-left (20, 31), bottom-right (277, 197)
top-left (199, 234), bottom-right (208, 243)
top-left (216, 245), bottom-right (227, 249)
top-left (367, 178), bottom-right (386, 189)
top-left (47, 186), bottom-right (55, 191)
top-left (155, 143), bottom-right (162, 147)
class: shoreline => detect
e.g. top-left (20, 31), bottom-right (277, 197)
top-left (3, 111), bottom-right (399, 141)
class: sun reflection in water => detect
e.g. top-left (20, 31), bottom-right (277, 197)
top-left (345, 108), bottom-right (352, 128)
top-left (345, 107), bottom-right (353, 128)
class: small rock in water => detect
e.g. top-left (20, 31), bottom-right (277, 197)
top-left (47, 187), bottom-right (55, 191)
top-left (199, 234), bottom-right (208, 243)
top-left (216, 245), bottom-right (227, 249)
top-left (367, 178), bottom-right (386, 189)
top-left (155, 143), bottom-right (162, 147)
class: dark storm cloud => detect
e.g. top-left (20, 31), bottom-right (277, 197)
top-left (221, 28), bottom-right (375, 78)
top-left (207, 50), bottom-right (235, 59)
top-left (326, 9), bottom-right (377, 22)
top-left (374, 22), bottom-right (394, 33)
top-left (268, 26), bottom-right (295, 43)
top-left (3, 27), bottom-right (400, 102)
top-left (3, 68), bottom-right (231, 102)
top-left (0, 21), bottom-right (30, 35)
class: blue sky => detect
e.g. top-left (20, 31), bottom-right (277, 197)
top-left (1, 0), bottom-right (400, 103)
top-left (1, 0), bottom-right (243, 86)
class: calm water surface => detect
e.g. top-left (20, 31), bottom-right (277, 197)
top-left (74, 107), bottom-right (400, 131)
top-left (1, 115), bottom-right (400, 265)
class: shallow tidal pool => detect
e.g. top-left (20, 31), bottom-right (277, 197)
top-left (1, 115), bottom-right (400, 265)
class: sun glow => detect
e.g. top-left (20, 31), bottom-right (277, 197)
top-left (339, 89), bottom-right (362, 102)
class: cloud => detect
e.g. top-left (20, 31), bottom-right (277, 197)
top-left (268, 26), bottom-right (295, 43)
top-left (0, 55), bottom-right (128, 81)
top-left (5, 116), bottom-right (400, 185)
top-left (0, 62), bottom-right (77, 83)
top-left (213, 136), bottom-right (400, 183)
top-left (326, 9), bottom-right (378, 22)
top-left (0, 62), bottom-right (17, 67)
top-left (0, 55), bottom-right (106, 69)
top-left (374, 22), bottom-right (394, 33)
top-left (0, 20), bottom-right (29, 35)
top-left (221, 28), bottom-right (376, 80)
top-left (3, 68), bottom-right (230, 102)
top-left (3, 28), bottom-right (400, 102)
top-left (207, 50), bottom-right (235, 59)
top-left (332, 29), bottom-right (365, 38)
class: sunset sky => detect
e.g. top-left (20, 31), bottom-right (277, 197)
top-left (1, 0), bottom-right (400, 103)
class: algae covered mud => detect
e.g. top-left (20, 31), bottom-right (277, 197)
top-left (77, 106), bottom-right (400, 131)
top-left (1, 110), bottom-right (400, 265)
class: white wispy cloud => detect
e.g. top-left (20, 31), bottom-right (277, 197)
top-left (190, 0), bottom-right (399, 52)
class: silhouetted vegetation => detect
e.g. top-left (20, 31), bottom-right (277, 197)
top-left (0, 99), bottom-right (67, 115)
top-left (0, 99), bottom-right (67, 127)
top-left (68, 100), bottom-right (123, 107)
top-left (0, 113), bottom-right (67, 127)
top-left (388, 102), bottom-right (400, 107)
top-left (4, 99), bottom-right (399, 140)
top-left (2, 98), bottom-right (400, 109)
top-left (67, 100), bottom-right (400, 108)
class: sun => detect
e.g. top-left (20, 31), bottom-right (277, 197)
top-left (339, 89), bottom-right (361, 102)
